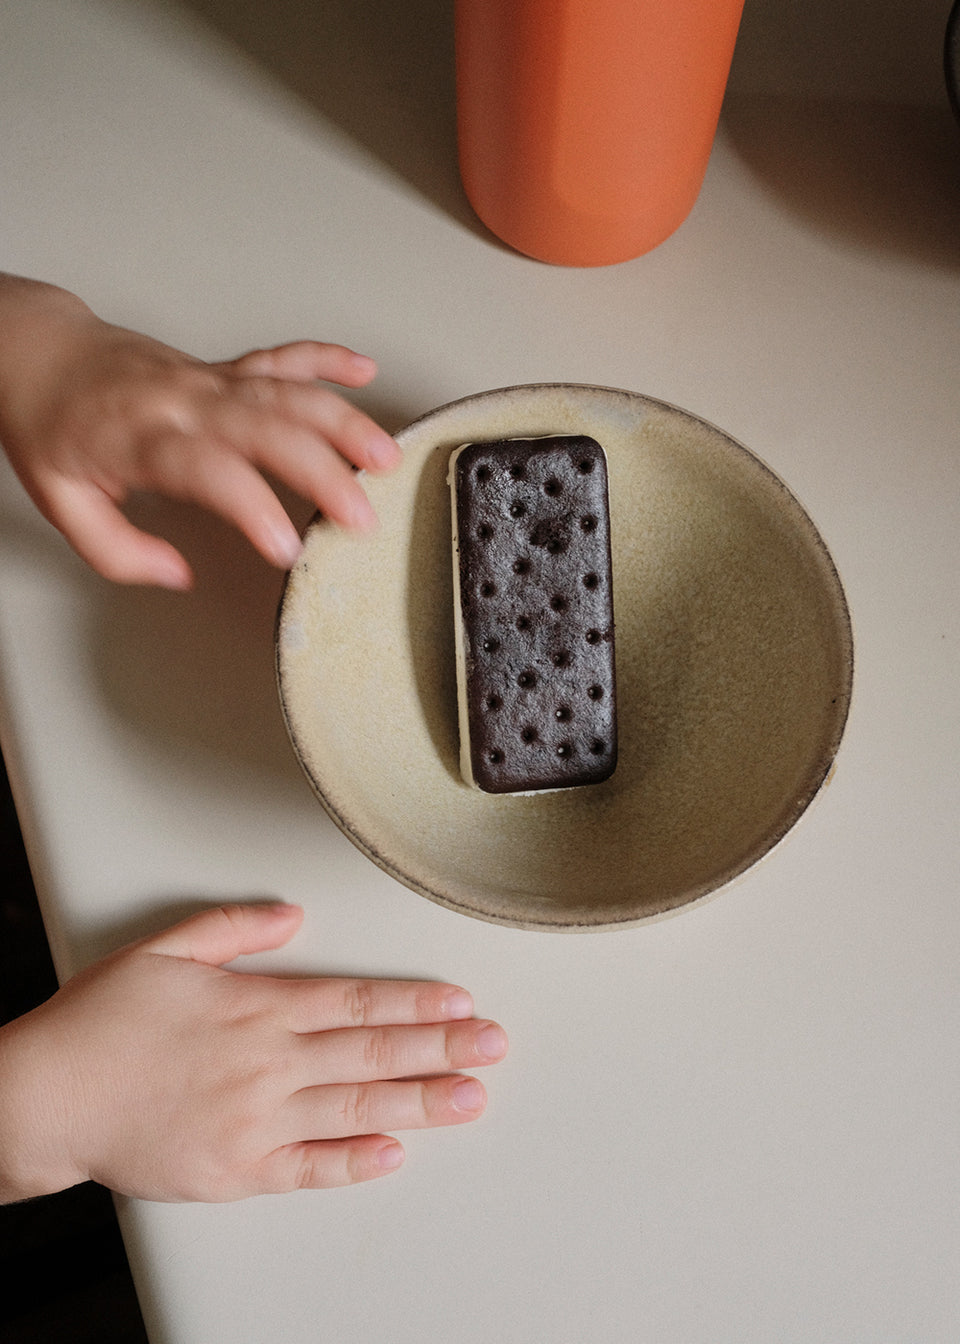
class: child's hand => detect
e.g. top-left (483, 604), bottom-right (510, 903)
top-left (0, 903), bottom-right (508, 1203)
top-left (0, 275), bottom-right (401, 589)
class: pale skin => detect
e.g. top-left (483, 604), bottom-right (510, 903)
top-left (0, 277), bottom-right (508, 1202)
top-left (0, 903), bottom-right (508, 1203)
top-left (0, 273), bottom-right (403, 588)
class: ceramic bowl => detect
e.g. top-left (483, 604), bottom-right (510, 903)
top-left (276, 384), bottom-right (853, 931)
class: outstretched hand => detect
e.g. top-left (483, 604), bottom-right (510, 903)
top-left (0, 275), bottom-right (401, 588)
top-left (0, 903), bottom-right (507, 1203)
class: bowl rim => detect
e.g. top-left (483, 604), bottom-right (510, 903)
top-left (276, 382), bottom-right (855, 931)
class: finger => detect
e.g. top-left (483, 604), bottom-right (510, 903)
top-left (280, 978), bottom-right (474, 1033)
top-left (284, 1073), bottom-right (489, 1145)
top-left (253, 1134), bottom-right (405, 1192)
top-left (222, 380), bottom-right (401, 475)
top-left (148, 902), bottom-right (304, 965)
top-left (41, 478), bottom-right (194, 590)
top-left (145, 434), bottom-right (306, 566)
top-left (222, 341), bottom-right (378, 388)
top-left (205, 408), bottom-right (380, 531)
top-left (297, 1019), bottom-right (508, 1088)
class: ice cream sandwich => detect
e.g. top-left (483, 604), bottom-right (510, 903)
top-left (449, 434), bottom-right (617, 793)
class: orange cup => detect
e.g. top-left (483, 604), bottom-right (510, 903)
top-left (455, 0), bottom-right (745, 266)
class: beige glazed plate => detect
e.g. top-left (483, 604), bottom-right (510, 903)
top-left (276, 385), bottom-right (853, 931)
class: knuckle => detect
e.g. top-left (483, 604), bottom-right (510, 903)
top-left (238, 376), bottom-right (280, 409)
top-left (229, 346), bottom-right (276, 376)
top-left (307, 387), bottom-right (354, 436)
top-left (344, 1144), bottom-right (381, 1186)
top-left (411, 1079), bottom-right (437, 1123)
top-left (438, 1023), bottom-right (462, 1070)
top-left (292, 1148), bottom-right (334, 1191)
top-left (290, 1141), bottom-right (381, 1192)
top-left (306, 383), bottom-right (339, 414)
top-left (360, 1028), bottom-right (393, 1076)
top-left (338, 1084), bottom-right (374, 1134)
top-left (139, 375), bottom-right (211, 435)
top-left (344, 980), bottom-right (377, 1027)
top-left (211, 902), bottom-right (243, 931)
top-left (140, 429), bottom-right (190, 483)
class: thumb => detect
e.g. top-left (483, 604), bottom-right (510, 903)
top-left (147, 903), bottom-right (304, 966)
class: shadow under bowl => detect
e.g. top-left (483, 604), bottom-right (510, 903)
top-left (276, 384), bottom-right (853, 931)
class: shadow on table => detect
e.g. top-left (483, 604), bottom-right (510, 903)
top-left (722, 95), bottom-right (960, 271)
top-left (91, 494), bottom-right (307, 785)
top-left (173, 0), bottom-right (491, 240)
top-left (170, 0), bottom-right (960, 271)
top-left (88, 386), bottom-right (423, 789)
top-left (722, 0), bottom-right (960, 269)
top-left (1, 395), bottom-right (428, 971)
top-left (0, 492), bottom-right (307, 809)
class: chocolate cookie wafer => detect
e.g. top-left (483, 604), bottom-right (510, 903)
top-left (450, 435), bottom-right (617, 793)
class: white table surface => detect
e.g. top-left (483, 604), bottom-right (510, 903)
top-left (2, 1), bottom-right (959, 1340)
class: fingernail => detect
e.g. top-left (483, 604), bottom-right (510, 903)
top-left (153, 555), bottom-right (193, 590)
top-left (378, 1141), bottom-right (405, 1171)
top-left (476, 1023), bottom-right (508, 1061)
top-left (346, 491), bottom-right (378, 533)
top-left (452, 1078), bottom-right (486, 1112)
top-left (349, 352), bottom-right (377, 376)
top-left (366, 434), bottom-right (401, 472)
top-left (157, 569), bottom-right (193, 592)
top-left (444, 989), bottom-right (474, 1019)
top-left (268, 522), bottom-right (303, 568)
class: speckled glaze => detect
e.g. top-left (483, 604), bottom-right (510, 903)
top-left (276, 385), bottom-right (853, 931)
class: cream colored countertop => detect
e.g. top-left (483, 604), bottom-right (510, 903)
top-left (2, 2), bottom-right (959, 1340)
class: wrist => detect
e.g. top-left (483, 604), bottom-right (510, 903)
top-left (0, 272), bottom-right (91, 319)
top-left (0, 1007), bottom-right (86, 1203)
top-left (0, 274), bottom-right (96, 453)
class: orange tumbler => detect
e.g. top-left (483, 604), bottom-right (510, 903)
top-left (455, 0), bottom-right (745, 266)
